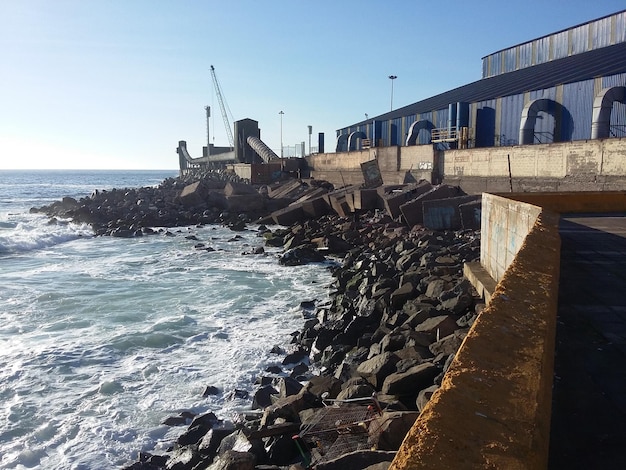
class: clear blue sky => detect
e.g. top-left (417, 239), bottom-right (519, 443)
top-left (1, 1), bottom-right (624, 170)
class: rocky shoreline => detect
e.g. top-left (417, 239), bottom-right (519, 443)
top-left (33, 172), bottom-right (482, 470)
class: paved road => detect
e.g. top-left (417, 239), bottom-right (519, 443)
top-left (549, 214), bottom-right (626, 468)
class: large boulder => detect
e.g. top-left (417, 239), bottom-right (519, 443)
top-left (381, 362), bottom-right (439, 396)
top-left (356, 352), bottom-right (400, 389)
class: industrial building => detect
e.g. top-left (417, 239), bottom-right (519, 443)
top-left (336, 10), bottom-right (626, 152)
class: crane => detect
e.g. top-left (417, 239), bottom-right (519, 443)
top-left (210, 65), bottom-right (235, 149)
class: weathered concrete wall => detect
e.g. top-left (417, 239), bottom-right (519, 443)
top-left (480, 194), bottom-right (542, 283)
top-left (390, 210), bottom-right (561, 470)
top-left (444, 138), bottom-right (626, 193)
top-left (307, 145), bottom-right (435, 187)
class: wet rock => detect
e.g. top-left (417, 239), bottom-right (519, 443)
top-left (278, 247), bottom-right (326, 266)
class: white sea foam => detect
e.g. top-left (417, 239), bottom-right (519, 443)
top-left (0, 200), bottom-right (332, 469)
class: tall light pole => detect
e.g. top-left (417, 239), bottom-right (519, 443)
top-left (279, 110), bottom-right (284, 158)
top-left (388, 75), bottom-right (397, 111)
top-left (204, 106), bottom-right (211, 156)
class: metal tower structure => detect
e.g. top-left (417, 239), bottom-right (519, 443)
top-left (210, 65), bottom-right (235, 149)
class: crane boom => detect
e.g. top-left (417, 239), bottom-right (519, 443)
top-left (210, 65), bottom-right (235, 149)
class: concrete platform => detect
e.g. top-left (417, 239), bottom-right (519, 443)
top-left (549, 214), bottom-right (626, 468)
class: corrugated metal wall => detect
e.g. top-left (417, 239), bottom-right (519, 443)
top-left (499, 95), bottom-right (524, 146)
top-left (592, 16), bottom-right (612, 49)
top-left (617, 12), bottom-right (626, 43)
top-left (562, 80), bottom-right (595, 140)
top-left (482, 11), bottom-right (625, 78)
top-left (571, 24), bottom-right (590, 55)
top-left (552, 31), bottom-right (569, 60)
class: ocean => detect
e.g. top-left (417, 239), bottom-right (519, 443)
top-left (0, 170), bottom-right (333, 469)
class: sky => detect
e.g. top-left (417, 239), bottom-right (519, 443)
top-left (1, 1), bottom-right (624, 170)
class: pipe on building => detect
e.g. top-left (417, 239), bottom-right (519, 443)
top-left (336, 133), bottom-right (349, 152)
top-left (348, 131), bottom-right (367, 151)
top-left (246, 136), bottom-right (279, 163)
top-left (591, 86), bottom-right (626, 139)
top-left (406, 119), bottom-right (435, 146)
top-left (519, 98), bottom-right (556, 145)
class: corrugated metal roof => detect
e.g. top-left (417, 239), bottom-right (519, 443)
top-left (346, 41), bottom-right (626, 129)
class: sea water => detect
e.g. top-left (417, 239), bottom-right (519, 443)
top-left (0, 170), bottom-right (333, 469)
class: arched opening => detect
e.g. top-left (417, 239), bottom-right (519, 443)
top-left (591, 86), bottom-right (626, 139)
top-left (519, 98), bottom-right (573, 145)
top-left (405, 119), bottom-right (435, 146)
top-left (348, 131), bottom-right (367, 150)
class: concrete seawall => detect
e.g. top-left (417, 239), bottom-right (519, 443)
top-left (389, 191), bottom-right (626, 469)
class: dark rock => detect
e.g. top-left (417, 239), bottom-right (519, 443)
top-left (381, 362), bottom-right (439, 396)
top-left (203, 386), bottom-right (220, 397)
top-left (198, 421), bottom-right (237, 457)
top-left (278, 247), bottom-right (326, 266)
top-left (276, 376), bottom-right (304, 398)
top-left (282, 349), bottom-right (308, 365)
top-left (252, 385), bottom-right (279, 409)
top-left (369, 411), bottom-right (420, 451)
top-left (356, 352), bottom-right (400, 389)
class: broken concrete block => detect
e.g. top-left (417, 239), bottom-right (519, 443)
top-left (353, 189), bottom-right (380, 210)
top-left (422, 194), bottom-right (481, 230)
top-left (179, 181), bottom-right (208, 207)
top-left (224, 181), bottom-right (258, 197)
top-left (399, 185), bottom-right (463, 227)
top-left (459, 200), bottom-right (482, 230)
top-left (271, 205), bottom-right (306, 225)
top-left (301, 196), bottom-right (331, 218)
top-left (382, 182), bottom-right (433, 220)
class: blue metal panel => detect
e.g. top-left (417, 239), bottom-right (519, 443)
top-left (418, 112), bottom-right (434, 145)
top-left (518, 42), bottom-right (533, 69)
top-left (504, 48), bottom-right (517, 73)
top-left (475, 100), bottom-right (497, 147)
top-left (536, 37), bottom-right (550, 64)
top-left (392, 117), bottom-right (402, 145)
top-left (491, 51), bottom-right (503, 76)
top-left (611, 101), bottom-right (626, 138)
top-left (499, 95), bottom-right (524, 146)
top-left (571, 24), bottom-right (589, 55)
top-left (553, 31), bottom-right (569, 60)
top-left (591, 16), bottom-right (612, 49)
top-left (482, 58), bottom-right (489, 79)
top-left (380, 120), bottom-right (389, 145)
top-left (602, 73), bottom-right (626, 88)
top-left (562, 80), bottom-right (594, 140)
top-left (616, 11), bottom-right (626, 43)
top-left (436, 108), bottom-right (449, 130)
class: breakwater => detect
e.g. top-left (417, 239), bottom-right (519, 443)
top-left (33, 171), bottom-right (481, 469)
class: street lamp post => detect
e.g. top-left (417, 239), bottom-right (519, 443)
top-left (388, 75), bottom-right (397, 111)
top-left (279, 111), bottom-right (284, 158)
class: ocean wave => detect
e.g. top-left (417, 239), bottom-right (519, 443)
top-left (0, 216), bottom-right (93, 255)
